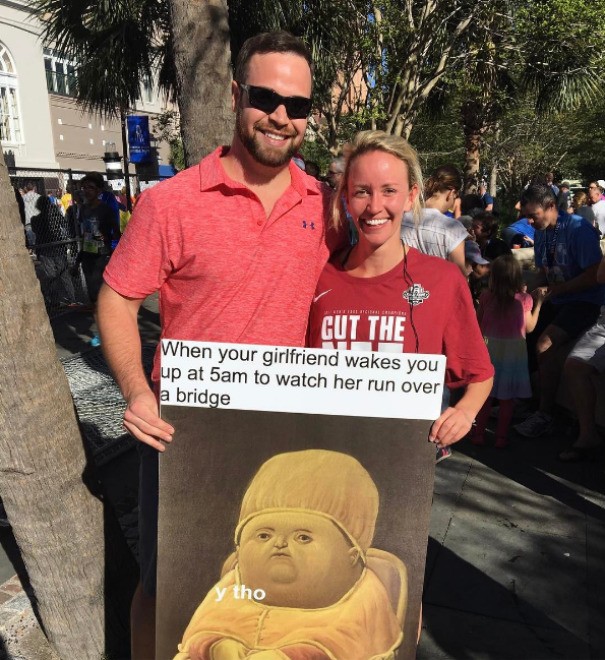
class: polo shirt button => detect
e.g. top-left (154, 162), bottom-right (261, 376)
top-left (257, 220), bottom-right (263, 226)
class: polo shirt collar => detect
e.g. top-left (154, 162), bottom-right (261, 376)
top-left (198, 146), bottom-right (321, 198)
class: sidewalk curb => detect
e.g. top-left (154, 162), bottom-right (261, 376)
top-left (0, 575), bottom-right (36, 659)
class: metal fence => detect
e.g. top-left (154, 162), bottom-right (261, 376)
top-left (10, 166), bottom-right (165, 318)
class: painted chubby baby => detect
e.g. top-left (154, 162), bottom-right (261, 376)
top-left (174, 450), bottom-right (406, 660)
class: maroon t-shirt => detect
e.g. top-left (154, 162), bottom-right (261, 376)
top-left (307, 249), bottom-right (494, 389)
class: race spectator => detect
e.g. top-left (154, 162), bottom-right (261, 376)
top-left (472, 255), bottom-right (546, 448)
top-left (326, 156), bottom-right (345, 190)
top-left (545, 171), bottom-right (559, 197)
top-left (571, 191), bottom-right (596, 227)
top-left (22, 181), bottom-right (40, 247)
top-left (76, 173), bottom-right (116, 346)
top-left (472, 212), bottom-right (511, 260)
top-left (465, 240), bottom-right (490, 306)
top-left (514, 184), bottom-right (605, 437)
top-left (401, 164), bottom-right (468, 274)
top-left (557, 181), bottom-right (571, 213)
top-left (479, 181), bottom-right (494, 212)
top-left (31, 196), bottom-right (75, 306)
top-left (588, 181), bottom-right (605, 235)
top-left (559, 254), bottom-right (605, 461)
top-left (502, 217), bottom-right (535, 249)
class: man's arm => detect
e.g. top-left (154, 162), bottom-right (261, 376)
top-left (598, 255), bottom-right (605, 284)
top-left (97, 283), bottom-right (173, 451)
top-left (548, 263), bottom-right (599, 299)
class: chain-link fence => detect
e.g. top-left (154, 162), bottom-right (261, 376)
top-left (10, 166), bottom-right (166, 318)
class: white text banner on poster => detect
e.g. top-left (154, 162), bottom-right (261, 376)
top-left (160, 340), bottom-right (446, 420)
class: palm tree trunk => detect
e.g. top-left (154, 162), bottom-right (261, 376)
top-left (168, 0), bottom-right (234, 165)
top-left (0, 162), bottom-right (132, 658)
top-left (462, 100), bottom-right (484, 193)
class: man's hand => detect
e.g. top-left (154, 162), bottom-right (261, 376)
top-left (124, 388), bottom-right (174, 451)
top-left (429, 407), bottom-right (474, 447)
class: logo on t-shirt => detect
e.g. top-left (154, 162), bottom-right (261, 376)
top-left (403, 284), bottom-right (430, 306)
top-left (313, 289), bottom-right (332, 303)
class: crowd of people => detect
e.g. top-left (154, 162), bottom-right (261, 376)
top-left (11, 29), bottom-right (603, 659)
top-left (15, 176), bottom-right (133, 343)
top-left (310, 159), bottom-right (604, 461)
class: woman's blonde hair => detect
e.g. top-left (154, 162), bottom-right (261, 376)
top-left (331, 130), bottom-right (424, 230)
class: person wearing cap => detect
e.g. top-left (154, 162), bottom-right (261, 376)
top-left (465, 240), bottom-right (490, 307)
top-left (588, 181), bottom-right (605, 235)
top-left (175, 450), bottom-right (405, 660)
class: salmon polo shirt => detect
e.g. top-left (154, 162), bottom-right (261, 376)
top-left (103, 147), bottom-right (333, 386)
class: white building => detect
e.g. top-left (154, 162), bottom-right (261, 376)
top-left (0, 0), bottom-right (173, 178)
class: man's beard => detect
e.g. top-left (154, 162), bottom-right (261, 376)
top-left (236, 107), bottom-right (302, 168)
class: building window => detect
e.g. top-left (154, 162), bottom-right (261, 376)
top-left (44, 49), bottom-right (78, 97)
top-left (142, 73), bottom-right (154, 103)
top-left (0, 43), bottom-right (21, 145)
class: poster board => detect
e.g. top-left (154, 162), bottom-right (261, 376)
top-left (157, 341), bottom-right (445, 660)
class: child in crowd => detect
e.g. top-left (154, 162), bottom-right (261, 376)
top-left (464, 240), bottom-right (490, 308)
top-left (471, 255), bottom-right (545, 447)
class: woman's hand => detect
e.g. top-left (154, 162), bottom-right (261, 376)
top-left (429, 407), bottom-right (474, 447)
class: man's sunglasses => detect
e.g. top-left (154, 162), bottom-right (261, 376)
top-left (238, 83), bottom-right (312, 120)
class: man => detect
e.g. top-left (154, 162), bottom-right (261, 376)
top-left (588, 180), bottom-right (605, 235)
top-left (514, 184), bottom-right (605, 438)
top-left (479, 182), bottom-right (494, 212)
top-left (545, 171), bottom-right (559, 198)
top-left (31, 195), bottom-right (76, 306)
top-left (97, 32), bottom-right (334, 659)
top-left (326, 156), bottom-right (345, 189)
top-left (22, 181), bottom-right (40, 247)
top-left (559, 252), bottom-right (605, 461)
top-left (77, 173), bottom-right (116, 346)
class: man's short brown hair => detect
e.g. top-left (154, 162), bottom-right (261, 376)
top-left (234, 31), bottom-right (313, 84)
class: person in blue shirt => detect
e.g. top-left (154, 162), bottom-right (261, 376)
top-left (502, 217), bottom-right (535, 248)
top-left (514, 184), bottom-right (605, 438)
top-left (479, 182), bottom-right (494, 212)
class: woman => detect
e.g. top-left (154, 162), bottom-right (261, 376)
top-left (308, 131), bottom-right (493, 447)
top-left (400, 164), bottom-right (468, 275)
top-left (572, 190), bottom-right (596, 228)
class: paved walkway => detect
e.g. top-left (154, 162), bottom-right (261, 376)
top-left (1, 299), bottom-right (604, 659)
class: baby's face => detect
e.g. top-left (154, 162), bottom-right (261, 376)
top-left (238, 511), bottom-right (362, 608)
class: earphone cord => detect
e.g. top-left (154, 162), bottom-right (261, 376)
top-left (402, 242), bottom-right (420, 354)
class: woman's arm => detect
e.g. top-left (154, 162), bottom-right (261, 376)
top-left (447, 242), bottom-right (468, 276)
top-left (429, 378), bottom-right (493, 447)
